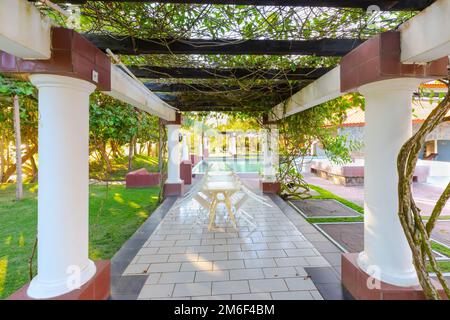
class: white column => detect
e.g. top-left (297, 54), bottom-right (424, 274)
top-left (270, 124), bottom-right (279, 176)
top-left (181, 133), bottom-right (190, 161)
top-left (167, 124), bottom-right (182, 183)
top-left (230, 133), bottom-right (237, 156)
top-left (262, 128), bottom-right (276, 181)
top-left (203, 136), bottom-right (208, 155)
top-left (198, 136), bottom-right (203, 157)
top-left (28, 74), bottom-right (96, 299)
top-left (357, 78), bottom-right (422, 287)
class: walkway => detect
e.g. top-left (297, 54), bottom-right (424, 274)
top-left (111, 179), bottom-right (349, 300)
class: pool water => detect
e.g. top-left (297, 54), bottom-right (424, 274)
top-left (193, 157), bottom-right (262, 173)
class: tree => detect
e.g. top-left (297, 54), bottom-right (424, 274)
top-left (397, 77), bottom-right (450, 300)
top-left (0, 75), bottom-right (35, 196)
top-left (271, 94), bottom-right (363, 199)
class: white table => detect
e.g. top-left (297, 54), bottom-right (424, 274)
top-left (201, 179), bottom-right (241, 230)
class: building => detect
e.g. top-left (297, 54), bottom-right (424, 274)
top-left (335, 83), bottom-right (450, 162)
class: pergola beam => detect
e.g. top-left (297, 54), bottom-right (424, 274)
top-left (129, 66), bottom-right (331, 80)
top-left (84, 35), bottom-right (364, 56)
top-left (0, 0), bottom-right (51, 59)
top-left (145, 82), bottom-right (302, 92)
top-left (48, 0), bottom-right (435, 11)
top-left (106, 65), bottom-right (176, 121)
top-left (400, 0), bottom-right (450, 63)
top-left (270, 66), bottom-right (341, 120)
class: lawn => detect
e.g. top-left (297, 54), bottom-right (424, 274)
top-left (0, 183), bottom-right (160, 299)
top-left (90, 154), bottom-right (160, 181)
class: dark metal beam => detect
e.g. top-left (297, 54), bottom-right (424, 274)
top-left (145, 82), bottom-right (303, 92)
top-left (49, 1), bottom-right (435, 11)
top-left (128, 66), bottom-right (331, 80)
top-left (83, 35), bottom-right (364, 56)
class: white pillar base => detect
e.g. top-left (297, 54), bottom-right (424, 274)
top-left (27, 260), bottom-right (96, 299)
top-left (357, 251), bottom-right (419, 287)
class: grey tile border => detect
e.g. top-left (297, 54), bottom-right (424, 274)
top-left (111, 275), bottom-right (149, 299)
top-left (110, 196), bottom-right (178, 299)
top-left (269, 195), bottom-right (344, 280)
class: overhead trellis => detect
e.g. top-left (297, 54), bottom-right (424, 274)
top-left (35, 1), bottom-right (420, 111)
top-left (84, 35), bottom-right (365, 56)
top-left (126, 66), bottom-right (331, 80)
top-left (43, 0), bottom-right (435, 11)
top-left (145, 82), bottom-right (302, 92)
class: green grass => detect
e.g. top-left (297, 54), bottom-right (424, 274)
top-left (422, 215), bottom-right (450, 221)
top-left (306, 216), bottom-right (364, 224)
top-left (308, 184), bottom-right (364, 214)
top-left (0, 183), bottom-right (160, 299)
top-left (90, 154), bottom-right (159, 181)
top-left (432, 241), bottom-right (450, 258)
top-left (428, 261), bottom-right (450, 273)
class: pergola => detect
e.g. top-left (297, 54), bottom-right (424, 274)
top-left (1, 0), bottom-right (449, 300)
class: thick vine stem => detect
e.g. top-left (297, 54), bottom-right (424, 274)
top-left (397, 73), bottom-right (450, 300)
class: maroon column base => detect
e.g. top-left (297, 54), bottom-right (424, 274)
top-left (260, 180), bottom-right (281, 194)
top-left (180, 160), bottom-right (192, 185)
top-left (341, 253), bottom-right (447, 300)
top-left (163, 181), bottom-right (185, 196)
top-left (8, 260), bottom-right (110, 300)
top-left (126, 168), bottom-right (161, 188)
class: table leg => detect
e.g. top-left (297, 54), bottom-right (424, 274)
top-left (208, 195), bottom-right (218, 231)
top-left (224, 193), bottom-right (237, 228)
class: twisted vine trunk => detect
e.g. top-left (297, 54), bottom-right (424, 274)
top-left (158, 121), bottom-right (168, 203)
top-left (13, 95), bottom-right (23, 200)
top-left (397, 76), bottom-right (450, 300)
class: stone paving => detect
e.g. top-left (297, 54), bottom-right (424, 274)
top-left (123, 194), bottom-right (329, 300)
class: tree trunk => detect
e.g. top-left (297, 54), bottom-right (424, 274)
top-left (128, 136), bottom-right (135, 171)
top-left (134, 141), bottom-right (138, 156)
top-left (158, 123), bottom-right (164, 174)
top-left (98, 141), bottom-right (112, 173)
top-left (13, 95), bottom-right (23, 200)
top-left (110, 141), bottom-right (122, 159)
top-left (27, 144), bottom-right (38, 183)
top-left (0, 133), bottom-right (4, 183)
top-left (2, 145), bottom-right (37, 183)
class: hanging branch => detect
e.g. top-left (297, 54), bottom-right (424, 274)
top-left (28, 236), bottom-right (38, 281)
top-left (158, 121), bottom-right (168, 203)
top-left (397, 73), bottom-right (450, 300)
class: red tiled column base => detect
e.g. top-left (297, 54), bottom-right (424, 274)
top-left (163, 182), bottom-right (185, 196)
top-left (180, 160), bottom-right (192, 185)
top-left (260, 181), bottom-right (281, 194)
top-left (8, 260), bottom-right (110, 300)
top-left (126, 168), bottom-right (161, 188)
top-left (341, 253), bottom-right (447, 300)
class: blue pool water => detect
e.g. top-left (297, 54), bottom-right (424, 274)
top-left (193, 157), bottom-right (262, 173)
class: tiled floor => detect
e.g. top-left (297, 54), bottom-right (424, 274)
top-left (122, 193), bottom-right (330, 300)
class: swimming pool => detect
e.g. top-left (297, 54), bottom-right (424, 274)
top-left (193, 157), bottom-right (262, 173)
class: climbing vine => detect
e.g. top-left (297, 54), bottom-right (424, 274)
top-left (397, 75), bottom-right (450, 300)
